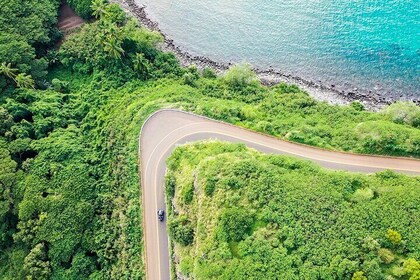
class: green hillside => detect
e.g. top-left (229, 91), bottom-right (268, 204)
top-left (165, 142), bottom-right (420, 280)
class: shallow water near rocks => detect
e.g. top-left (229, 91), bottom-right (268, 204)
top-left (138, 0), bottom-right (419, 100)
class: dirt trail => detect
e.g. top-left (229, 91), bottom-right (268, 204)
top-left (58, 2), bottom-right (84, 34)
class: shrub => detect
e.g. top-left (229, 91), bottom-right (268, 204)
top-left (232, 160), bottom-right (260, 180)
top-left (67, 0), bottom-right (93, 19)
top-left (225, 177), bottom-right (242, 189)
top-left (204, 177), bottom-right (217, 196)
top-left (182, 73), bottom-right (197, 87)
top-left (383, 101), bottom-right (420, 128)
top-left (354, 121), bottom-right (420, 157)
top-left (51, 78), bottom-right (69, 93)
top-left (0, 33), bottom-right (35, 75)
top-left (218, 207), bottom-right (254, 242)
top-left (223, 63), bottom-right (257, 89)
top-left (202, 67), bottom-right (217, 79)
top-left (410, 271), bottom-right (420, 280)
top-left (403, 258), bottom-right (420, 275)
top-left (352, 271), bottom-right (367, 280)
top-left (183, 182), bottom-right (194, 204)
top-left (179, 257), bottom-right (194, 276)
top-left (60, 19), bottom-right (162, 75)
top-left (23, 243), bottom-right (51, 280)
top-left (165, 173), bottom-right (176, 199)
top-left (132, 53), bottom-right (151, 80)
top-left (361, 260), bottom-right (384, 280)
top-left (351, 101), bottom-right (365, 111)
top-left (168, 216), bottom-right (194, 246)
top-left (29, 58), bottom-right (48, 82)
top-left (273, 82), bottom-right (302, 94)
top-left (151, 52), bottom-right (183, 78)
top-left (390, 265), bottom-right (405, 278)
top-left (332, 258), bottom-right (359, 279)
top-left (386, 229), bottom-right (402, 246)
top-left (361, 236), bottom-right (380, 252)
top-left (378, 248), bottom-right (395, 264)
top-left (352, 188), bottom-right (374, 202)
top-left (0, 148), bottom-right (20, 248)
top-left (103, 3), bottom-right (127, 24)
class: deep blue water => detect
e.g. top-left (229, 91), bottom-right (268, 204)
top-left (139, 0), bottom-right (420, 99)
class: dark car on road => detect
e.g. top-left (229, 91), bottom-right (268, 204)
top-left (157, 209), bottom-right (164, 222)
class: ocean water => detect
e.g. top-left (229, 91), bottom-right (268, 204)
top-left (138, 0), bottom-right (420, 99)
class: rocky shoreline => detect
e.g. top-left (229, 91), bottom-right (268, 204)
top-left (113, 0), bottom-right (419, 110)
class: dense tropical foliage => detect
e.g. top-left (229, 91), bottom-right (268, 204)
top-left (165, 142), bottom-right (420, 280)
top-left (0, 0), bottom-right (62, 89)
top-left (0, 0), bottom-right (419, 279)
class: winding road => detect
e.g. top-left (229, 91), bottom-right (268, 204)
top-left (139, 109), bottom-right (420, 280)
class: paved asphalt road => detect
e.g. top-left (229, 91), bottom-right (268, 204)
top-left (139, 109), bottom-right (420, 280)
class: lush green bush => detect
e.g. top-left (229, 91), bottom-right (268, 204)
top-left (386, 229), bottom-right (402, 246)
top-left (403, 258), bottom-right (420, 279)
top-left (378, 248), bottom-right (395, 264)
top-left (0, 34), bottom-right (35, 75)
top-left (383, 101), bottom-right (420, 128)
top-left (51, 78), bottom-right (70, 92)
top-left (67, 0), bottom-right (93, 19)
top-left (165, 173), bottom-right (176, 199)
top-left (202, 67), bottom-right (217, 79)
top-left (103, 3), bottom-right (127, 24)
top-left (223, 63), bottom-right (258, 89)
top-left (0, 108), bottom-right (13, 135)
top-left (218, 207), bottom-right (255, 242)
top-left (352, 271), bottom-right (367, 280)
top-left (183, 182), bottom-right (195, 204)
top-left (168, 216), bottom-right (194, 246)
top-left (23, 243), bottom-right (51, 280)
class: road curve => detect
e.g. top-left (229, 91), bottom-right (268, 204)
top-left (139, 109), bottom-right (420, 280)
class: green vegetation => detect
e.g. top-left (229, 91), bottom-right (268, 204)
top-left (0, 0), bottom-right (61, 88)
top-left (67, 0), bottom-right (94, 19)
top-left (168, 216), bottom-right (195, 246)
top-left (383, 101), bottom-right (420, 128)
top-left (165, 142), bottom-right (420, 279)
top-left (223, 63), bottom-right (258, 89)
top-left (0, 0), bottom-right (419, 279)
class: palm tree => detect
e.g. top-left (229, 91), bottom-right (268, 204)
top-left (133, 53), bottom-right (150, 79)
top-left (15, 73), bottom-right (35, 89)
top-left (0, 62), bottom-right (35, 89)
top-left (100, 20), bottom-right (121, 39)
top-left (0, 62), bottom-right (18, 80)
top-left (91, 0), bottom-right (108, 19)
top-left (103, 37), bottom-right (124, 59)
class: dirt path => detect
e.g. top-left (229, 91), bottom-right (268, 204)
top-left (58, 2), bottom-right (84, 34)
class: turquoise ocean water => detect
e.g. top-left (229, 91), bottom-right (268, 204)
top-left (139, 0), bottom-right (420, 99)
